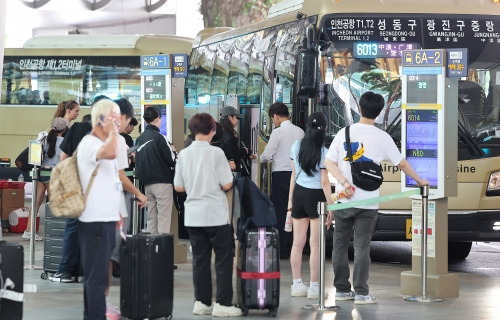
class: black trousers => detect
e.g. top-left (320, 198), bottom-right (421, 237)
top-left (271, 171), bottom-right (293, 259)
top-left (78, 221), bottom-right (115, 320)
top-left (187, 224), bottom-right (234, 306)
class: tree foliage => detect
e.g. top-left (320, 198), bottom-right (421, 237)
top-left (200, 0), bottom-right (282, 28)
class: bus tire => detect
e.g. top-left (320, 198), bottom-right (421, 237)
top-left (448, 241), bottom-right (472, 260)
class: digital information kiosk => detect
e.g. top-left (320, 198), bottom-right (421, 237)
top-left (400, 49), bottom-right (461, 298)
top-left (140, 54), bottom-right (173, 140)
top-left (139, 53), bottom-right (188, 264)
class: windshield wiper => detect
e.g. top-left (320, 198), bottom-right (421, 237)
top-left (458, 120), bottom-right (484, 156)
top-left (385, 111), bottom-right (401, 136)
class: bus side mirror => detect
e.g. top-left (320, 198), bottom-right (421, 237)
top-left (297, 48), bottom-right (318, 98)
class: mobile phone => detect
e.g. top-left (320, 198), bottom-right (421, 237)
top-left (98, 115), bottom-right (105, 126)
top-left (127, 144), bottom-right (139, 156)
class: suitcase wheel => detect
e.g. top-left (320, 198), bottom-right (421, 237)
top-left (243, 308), bottom-right (249, 317)
top-left (40, 272), bottom-right (48, 280)
top-left (270, 309), bottom-right (277, 317)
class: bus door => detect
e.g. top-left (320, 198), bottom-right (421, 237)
top-left (228, 34), bottom-right (259, 182)
top-left (258, 48), bottom-right (278, 193)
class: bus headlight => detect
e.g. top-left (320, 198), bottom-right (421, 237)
top-left (486, 171), bottom-right (500, 196)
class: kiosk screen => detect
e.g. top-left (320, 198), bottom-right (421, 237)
top-left (406, 109), bottom-right (438, 188)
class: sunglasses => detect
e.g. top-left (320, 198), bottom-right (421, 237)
top-left (64, 100), bottom-right (79, 109)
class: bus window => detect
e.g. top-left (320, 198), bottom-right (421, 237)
top-left (185, 47), bottom-right (203, 106)
top-left (2, 56), bottom-right (140, 106)
top-left (247, 33), bottom-right (264, 106)
top-left (196, 45), bottom-right (215, 112)
top-left (228, 34), bottom-right (252, 105)
top-left (211, 41), bottom-right (232, 108)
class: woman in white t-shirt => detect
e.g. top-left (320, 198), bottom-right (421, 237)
top-left (287, 112), bottom-right (333, 300)
top-left (174, 113), bottom-right (243, 317)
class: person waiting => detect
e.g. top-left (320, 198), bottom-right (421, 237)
top-left (42, 91), bottom-right (51, 105)
top-left (260, 102), bottom-right (304, 259)
top-left (22, 117), bottom-right (69, 241)
top-left (76, 99), bottom-right (122, 319)
top-left (135, 107), bottom-right (176, 234)
top-left (53, 100), bottom-right (81, 126)
top-left (51, 95), bottom-right (108, 283)
top-left (218, 106), bottom-right (255, 177)
top-left (287, 112), bottom-right (333, 299)
top-left (174, 113), bottom-right (242, 317)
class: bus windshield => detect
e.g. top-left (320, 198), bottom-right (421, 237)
top-left (318, 13), bottom-right (500, 159)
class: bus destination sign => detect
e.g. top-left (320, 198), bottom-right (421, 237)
top-left (323, 15), bottom-right (500, 48)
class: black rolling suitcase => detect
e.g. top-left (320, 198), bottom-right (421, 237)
top-left (0, 242), bottom-right (24, 320)
top-left (236, 227), bottom-right (280, 317)
top-left (41, 202), bottom-right (66, 279)
top-left (41, 203), bottom-right (83, 282)
top-left (120, 233), bottom-right (174, 319)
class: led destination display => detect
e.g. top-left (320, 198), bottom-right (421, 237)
top-left (406, 74), bottom-right (438, 104)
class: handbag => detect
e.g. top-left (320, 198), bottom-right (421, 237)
top-left (345, 126), bottom-right (383, 191)
top-left (49, 148), bottom-right (100, 218)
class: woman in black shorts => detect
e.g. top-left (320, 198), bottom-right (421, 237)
top-left (287, 112), bottom-right (334, 299)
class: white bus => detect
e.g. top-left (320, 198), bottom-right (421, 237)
top-left (1, 34), bottom-right (193, 163)
top-left (185, 0), bottom-right (500, 259)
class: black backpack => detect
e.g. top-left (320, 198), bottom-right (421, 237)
top-left (233, 176), bottom-right (276, 241)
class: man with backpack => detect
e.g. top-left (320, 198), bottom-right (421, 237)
top-left (325, 91), bottom-right (429, 304)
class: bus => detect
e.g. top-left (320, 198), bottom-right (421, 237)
top-left (184, 0), bottom-right (500, 259)
top-left (1, 34), bottom-right (193, 164)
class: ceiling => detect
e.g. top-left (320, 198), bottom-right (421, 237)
top-left (4, 0), bottom-right (203, 47)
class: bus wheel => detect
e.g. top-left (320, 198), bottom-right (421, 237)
top-left (448, 242), bottom-right (472, 260)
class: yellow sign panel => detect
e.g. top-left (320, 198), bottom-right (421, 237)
top-left (406, 218), bottom-right (412, 240)
top-left (141, 100), bottom-right (170, 105)
top-left (28, 140), bottom-right (42, 166)
top-left (402, 103), bottom-right (442, 110)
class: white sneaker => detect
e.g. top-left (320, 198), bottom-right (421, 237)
top-left (106, 302), bottom-right (121, 320)
top-left (211, 302), bottom-right (243, 317)
top-left (22, 231), bottom-right (43, 241)
top-left (291, 282), bottom-right (309, 297)
top-left (354, 294), bottom-right (377, 304)
top-left (307, 285), bottom-right (329, 300)
top-left (192, 300), bottom-right (213, 315)
top-left (335, 290), bottom-right (356, 300)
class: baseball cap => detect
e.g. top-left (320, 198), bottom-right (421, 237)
top-left (51, 117), bottom-right (69, 131)
top-left (306, 112), bottom-right (328, 130)
top-left (220, 106), bottom-right (243, 119)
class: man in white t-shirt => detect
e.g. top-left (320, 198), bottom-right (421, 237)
top-left (105, 98), bottom-right (147, 319)
top-left (76, 99), bottom-right (122, 319)
top-left (324, 91), bottom-right (429, 305)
